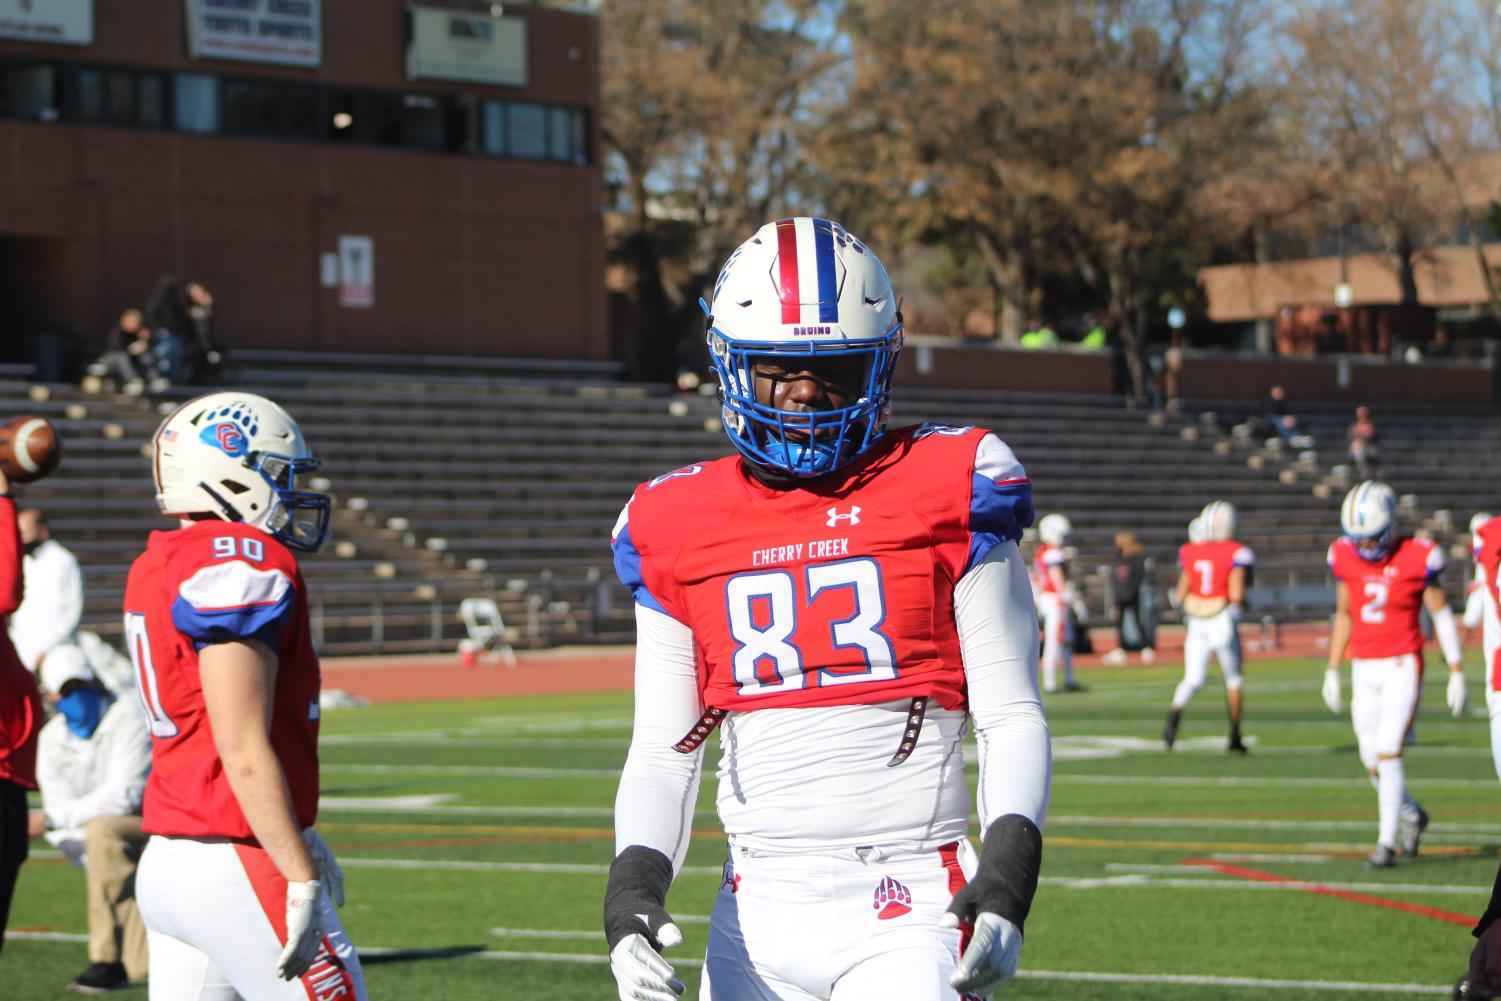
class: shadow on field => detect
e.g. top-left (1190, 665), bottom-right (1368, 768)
top-left (361, 946), bottom-right (488, 965)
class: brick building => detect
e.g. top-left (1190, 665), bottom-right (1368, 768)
top-left (0, 0), bottom-right (606, 363)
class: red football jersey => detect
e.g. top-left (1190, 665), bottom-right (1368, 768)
top-left (124, 521), bottom-right (321, 839)
top-left (1032, 543), bottom-right (1066, 596)
top-left (1178, 539), bottom-right (1255, 599)
top-left (612, 424), bottom-right (1033, 713)
top-left (1328, 535), bottom-right (1442, 660)
top-left (1476, 519), bottom-right (1501, 690)
top-left (0, 496), bottom-right (41, 790)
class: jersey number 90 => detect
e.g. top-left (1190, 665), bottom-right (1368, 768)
top-left (725, 557), bottom-right (898, 696)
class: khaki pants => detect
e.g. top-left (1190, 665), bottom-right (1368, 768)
top-left (84, 815), bottom-right (149, 981)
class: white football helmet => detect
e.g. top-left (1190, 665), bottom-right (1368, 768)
top-left (1038, 513), bottom-right (1072, 546)
top-left (704, 217), bottom-right (903, 477)
top-left (153, 392), bottom-right (331, 552)
top-left (1340, 480), bottom-right (1397, 560)
top-left (1200, 500), bottom-right (1237, 542)
top-left (1471, 512), bottom-right (1493, 536)
top-left (1187, 516), bottom-right (1207, 544)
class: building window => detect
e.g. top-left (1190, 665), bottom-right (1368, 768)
top-left (482, 98), bottom-right (505, 155)
top-left (0, 63), bottom-right (57, 121)
top-left (137, 74), bottom-right (165, 128)
top-left (106, 71), bottom-right (134, 124)
top-left (174, 74), bottom-right (219, 133)
top-left (75, 67), bottom-right (103, 122)
top-left (507, 101), bottom-right (546, 159)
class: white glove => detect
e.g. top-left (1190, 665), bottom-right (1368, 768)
top-left (609, 923), bottom-right (684, 1001)
top-left (940, 911), bottom-right (1023, 995)
top-left (1449, 670), bottom-right (1469, 718)
top-left (277, 879), bottom-right (323, 981)
top-left (1321, 666), bottom-right (1342, 714)
top-left (303, 828), bottom-right (345, 907)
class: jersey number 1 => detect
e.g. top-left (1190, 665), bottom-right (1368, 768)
top-left (125, 612), bottom-right (181, 738)
top-left (725, 557), bottom-right (898, 696)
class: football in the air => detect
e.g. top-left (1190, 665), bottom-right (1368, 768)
top-left (0, 415), bottom-right (61, 483)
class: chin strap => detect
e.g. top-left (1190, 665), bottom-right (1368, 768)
top-left (198, 482), bottom-right (244, 523)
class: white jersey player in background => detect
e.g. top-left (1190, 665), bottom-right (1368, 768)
top-left (1032, 514), bottom-right (1080, 694)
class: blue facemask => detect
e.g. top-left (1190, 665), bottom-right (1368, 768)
top-left (56, 688), bottom-right (111, 739)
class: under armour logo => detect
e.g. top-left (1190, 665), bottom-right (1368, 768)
top-left (827, 505), bottom-right (861, 527)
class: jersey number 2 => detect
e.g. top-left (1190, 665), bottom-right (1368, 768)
top-left (1360, 581), bottom-right (1389, 624)
top-left (125, 612), bottom-right (180, 738)
top-left (725, 557), bottom-right (898, 696)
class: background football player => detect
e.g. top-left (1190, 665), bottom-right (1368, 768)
top-left (1032, 513), bottom-right (1080, 694)
top-left (1466, 512), bottom-right (1493, 650)
top-left (1322, 481), bottom-right (1464, 868)
top-left (1164, 501), bottom-right (1253, 753)
top-left (126, 393), bottom-right (366, 999)
top-left (604, 218), bottom-right (1051, 1001)
top-left (1472, 512), bottom-right (1501, 783)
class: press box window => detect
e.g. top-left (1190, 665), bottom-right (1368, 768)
top-left (0, 63), bottom-right (58, 121)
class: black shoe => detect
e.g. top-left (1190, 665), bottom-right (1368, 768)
top-left (68, 962), bottom-right (128, 994)
top-left (1063, 680), bottom-right (1087, 693)
top-left (1228, 734), bottom-right (1248, 754)
top-left (1400, 807), bottom-right (1430, 858)
top-left (1364, 845), bottom-right (1397, 869)
top-left (1162, 709), bottom-right (1181, 749)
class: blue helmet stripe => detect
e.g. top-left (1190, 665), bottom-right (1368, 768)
top-left (813, 218), bottom-right (839, 323)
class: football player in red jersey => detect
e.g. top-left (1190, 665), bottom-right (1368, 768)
top-left (1473, 514), bottom-right (1501, 784)
top-left (126, 393), bottom-right (366, 999)
top-left (1163, 500), bottom-right (1254, 753)
top-left (1322, 481), bottom-right (1464, 868)
top-left (604, 218), bottom-right (1050, 1001)
top-left (0, 466), bottom-right (43, 956)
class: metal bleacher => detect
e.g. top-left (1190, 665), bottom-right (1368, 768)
top-left (19, 354), bottom-right (1486, 658)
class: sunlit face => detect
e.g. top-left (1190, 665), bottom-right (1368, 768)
top-left (17, 511), bottom-right (45, 547)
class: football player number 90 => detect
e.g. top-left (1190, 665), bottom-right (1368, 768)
top-left (125, 612), bottom-right (181, 738)
top-left (725, 557), bottom-right (898, 696)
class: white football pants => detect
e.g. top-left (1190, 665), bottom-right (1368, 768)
top-left (137, 835), bottom-right (367, 1001)
top-left (1173, 608), bottom-right (1242, 708)
top-left (1037, 593), bottom-right (1073, 693)
top-left (1350, 654), bottom-right (1422, 770)
top-left (1465, 585), bottom-right (1486, 630)
top-left (1487, 687), bottom-right (1501, 784)
top-left (701, 840), bottom-right (985, 1001)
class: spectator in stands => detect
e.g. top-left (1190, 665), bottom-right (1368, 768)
top-left (0, 470), bottom-right (42, 957)
top-left (1079, 315), bottom-right (1108, 351)
top-left (1103, 532), bottom-right (1156, 665)
top-left (1019, 317), bottom-right (1060, 349)
top-left (182, 281), bottom-right (224, 384)
top-left (9, 507), bottom-right (84, 676)
top-left (28, 646), bottom-right (151, 993)
top-left (1263, 385), bottom-right (1314, 450)
top-left (87, 309), bottom-right (155, 395)
top-left (145, 275), bottom-right (192, 390)
top-left (1347, 405), bottom-right (1379, 479)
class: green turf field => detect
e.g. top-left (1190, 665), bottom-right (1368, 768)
top-left (8, 654), bottom-right (1495, 999)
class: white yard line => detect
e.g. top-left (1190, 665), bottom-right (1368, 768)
top-left (0, 931), bottom-right (1450, 991)
top-left (1054, 774), bottom-right (1501, 789)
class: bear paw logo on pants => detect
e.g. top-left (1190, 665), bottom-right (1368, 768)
top-left (872, 876), bottom-right (911, 920)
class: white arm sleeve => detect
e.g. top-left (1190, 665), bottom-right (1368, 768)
top-left (956, 540), bottom-right (1052, 830)
top-left (1430, 602), bottom-right (1462, 667)
top-left (613, 603), bottom-right (705, 872)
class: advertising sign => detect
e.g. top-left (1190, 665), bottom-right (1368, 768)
top-left (186, 0), bottom-right (321, 68)
top-left (406, 5), bottom-right (526, 87)
top-left (0, 0), bottom-right (92, 46)
top-left (338, 235), bottom-right (374, 309)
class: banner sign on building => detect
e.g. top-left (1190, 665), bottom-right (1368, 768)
top-left (406, 5), bottom-right (526, 87)
top-left (0, 0), bottom-right (92, 46)
top-left (339, 236), bottom-right (374, 309)
top-left (186, 0), bottom-right (321, 68)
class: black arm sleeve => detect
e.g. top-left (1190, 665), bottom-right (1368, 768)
top-left (946, 814), bottom-right (1044, 934)
top-left (603, 845), bottom-right (676, 951)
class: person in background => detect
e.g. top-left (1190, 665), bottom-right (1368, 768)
top-left (28, 646), bottom-right (152, 993)
top-left (183, 281), bottom-right (223, 385)
top-left (9, 507), bottom-right (84, 676)
top-left (1264, 385), bottom-right (1314, 450)
top-left (0, 469), bottom-right (42, 956)
top-left (87, 309), bottom-right (155, 396)
top-left (1103, 532), bottom-right (1155, 665)
top-left (1347, 405), bottom-right (1379, 479)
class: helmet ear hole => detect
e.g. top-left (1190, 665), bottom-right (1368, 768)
top-left (220, 479), bottom-right (250, 495)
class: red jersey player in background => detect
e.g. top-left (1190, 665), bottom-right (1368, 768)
top-left (1032, 514), bottom-right (1081, 694)
top-left (0, 466), bottom-right (43, 956)
top-left (604, 218), bottom-right (1050, 1001)
top-left (126, 393), bottom-right (366, 999)
top-left (1322, 480), bottom-right (1464, 868)
top-left (1472, 513), bottom-right (1501, 784)
top-left (1163, 501), bottom-right (1254, 753)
